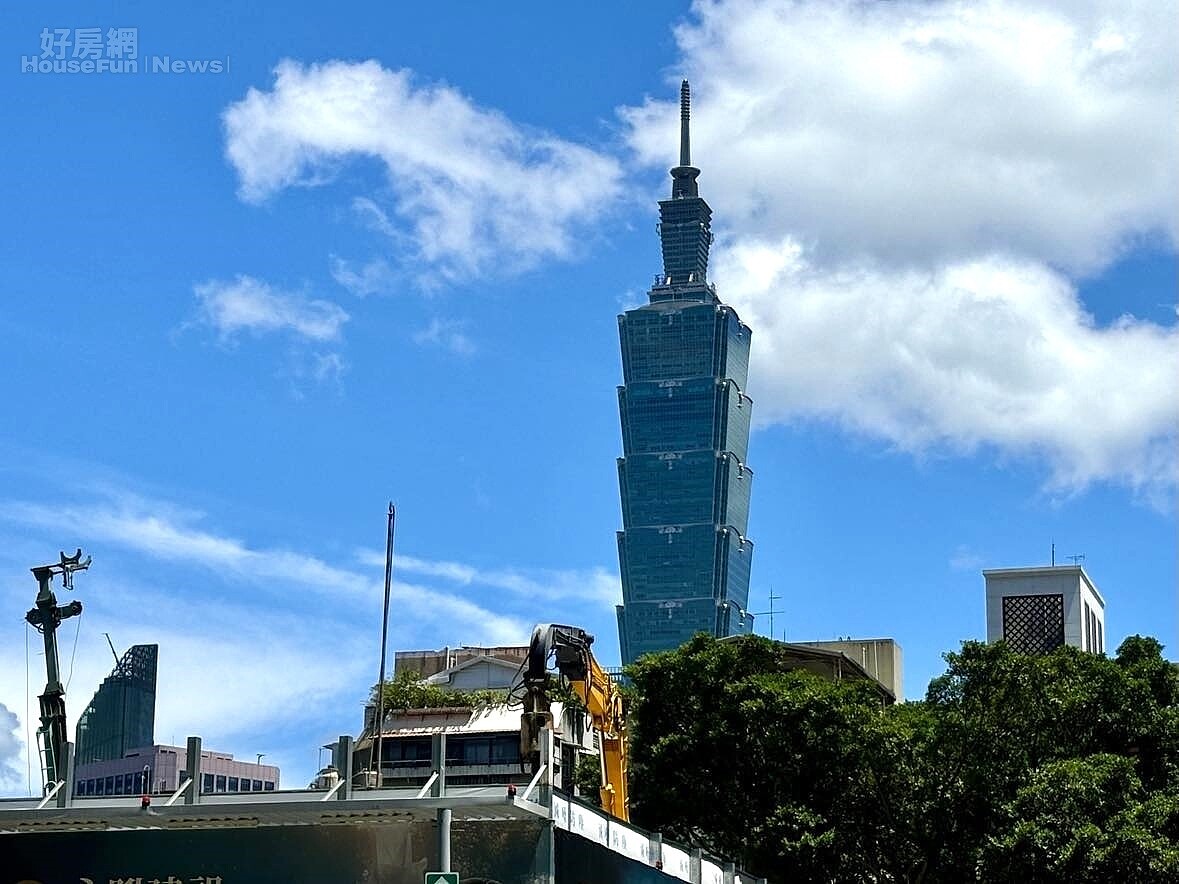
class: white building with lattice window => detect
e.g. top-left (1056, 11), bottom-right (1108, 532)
top-left (984, 565), bottom-right (1106, 655)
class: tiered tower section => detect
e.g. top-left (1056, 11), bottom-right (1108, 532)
top-left (615, 82), bottom-right (755, 666)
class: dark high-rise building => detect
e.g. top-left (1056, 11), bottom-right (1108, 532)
top-left (615, 82), bottom-right (755, 665)
top-left (75, 643), bottom-right (158, 765)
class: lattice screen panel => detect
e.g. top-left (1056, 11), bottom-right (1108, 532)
top-left (1002, 593), bottom-right (1065, 654)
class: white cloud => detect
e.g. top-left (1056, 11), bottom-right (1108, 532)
top-left (717, 240), bottom-right (1178, 491)
top-left (0, 701), bottom-right (22, 791)
top-left (361, 550), bottom-right (622, 610)
top-left (194, 275), bottom-right (349, 343)
top-left (224, 60), bottom-right (625, 282)
top-left (0, 497), bottom-right (527, 642)
top-left (413, 318), bottom-right (476, 356)
top-left (0, 473), bottom-right (633, 797)
top-left (623, 0), bottom-right (1177, 272)
top-left (330, 255), bottom-right (396, 297)
top-left (949, 545), bottom-right (985, 572)
top-left (620, 0), bottom-right (1179, 493)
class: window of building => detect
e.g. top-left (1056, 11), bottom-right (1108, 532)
top-left (214, 775), bottom-right (226, 792)
top-left (239, 778), bottom-right (251, 792)
top-left (202, 773), bottom-right (214, 793)
top-left (490, 735), bottom-right (519, 764)
top-left (228, 777), bottom-right (239, 791)
top-left (263, 781), bottom-right (275, 791)
top-left (252, 779), bottom-right (263, 791)
top-left (384, 737), bottom-right (431, 764)
top-left (104, 776), bottom-right (114, 795)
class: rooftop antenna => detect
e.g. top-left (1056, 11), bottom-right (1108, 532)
top-left (1051, 542), bottom-right (1055, 566)
top-left (1067, 554), bottom-right (1086, 566)
top-left (679, 79), bottom-right (691, 167)
top-left (26, 549), bottom-right (90, 790)
top-left (753, 586), bottom-right (782, 641)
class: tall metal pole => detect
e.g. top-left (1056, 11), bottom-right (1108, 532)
top-left (26, 550), bottom-right (89, 789)
top-left (372, 503), bottom-right (396, 787)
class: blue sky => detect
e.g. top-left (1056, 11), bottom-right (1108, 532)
top-left (1, 1), bottom-right (1175, 794)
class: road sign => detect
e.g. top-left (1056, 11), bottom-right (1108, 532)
top-left (424, 874), bottom-right (459, 884)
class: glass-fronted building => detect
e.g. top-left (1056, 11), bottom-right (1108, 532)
top-left (75, 643), bottom-right (158, 765)
top-left (615, 82), bottom-right (755, 665)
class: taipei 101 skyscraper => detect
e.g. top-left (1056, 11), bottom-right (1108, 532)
top-left (615, 82), bottom-right (755, 665)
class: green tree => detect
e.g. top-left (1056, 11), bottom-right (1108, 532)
top-left (979, 754), bottom-right (1179, 882)
top-left (371, 669), bottom-right (508, 713)
top-left (574, 753), bottom-right (603, 807)
top-left (624, 633), bottom-right (1179, 883)
top-left (626, 634), bottom-right (917, 881)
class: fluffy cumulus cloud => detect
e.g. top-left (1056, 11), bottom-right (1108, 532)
top-left (625, 0), bottom-right (1177, 271)
top-left (716, 240), bottom-right (1178, 490)
top-left (622, 0), bottom-right (1179, 492)
top-left (224, 60), bottom-right (624, 282)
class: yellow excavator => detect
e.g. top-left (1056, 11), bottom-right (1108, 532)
top-left (516, 623), bottom-right (629, 822)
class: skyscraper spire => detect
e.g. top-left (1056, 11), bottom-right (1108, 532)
top-left (659, 80), bottom-right (711, 288)
top-left (670, 80), bottom-right (701, 200)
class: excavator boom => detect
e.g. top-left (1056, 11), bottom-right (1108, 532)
top-left (518, 623), bottom-right (629, 821)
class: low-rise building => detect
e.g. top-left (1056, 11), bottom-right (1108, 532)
top-left (719, 636), bottom-right (897, 703)
top-left (793, 638), bottom-right (903, 701)
top-left (74, 744), bottom-right (279, 797)
top-left (353, 643), bottom-right (590, 794)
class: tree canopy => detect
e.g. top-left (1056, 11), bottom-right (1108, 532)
top-left (625, 633), bottom-right (1179, 883)
top-left (371, 669), bottom-right (509, 713)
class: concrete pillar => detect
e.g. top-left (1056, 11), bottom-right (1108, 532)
top-left (690, 846), bottom-right (702, 883)
top-left (56, 742), bottom-right (74, 808)
top-left (336, 735), bottom-right (353, 800)
top-left (430, 733), bottom-right (447, 797)
top-left (649, 831), bottom-right (663, 868)
top-left (184, 736), bottom-right (202, 805)
top-left (538, 727), bottom-right (553, 804)
top-left (723, 860), bottom-right (736, 883)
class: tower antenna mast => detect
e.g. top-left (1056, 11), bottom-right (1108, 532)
top-left (26, 549), bottom-right (90, 790)
top-left (753, 587), bottom-right (783, 641)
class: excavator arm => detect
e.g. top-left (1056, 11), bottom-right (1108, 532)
top-left (518, 623), bottom-right (629, 821)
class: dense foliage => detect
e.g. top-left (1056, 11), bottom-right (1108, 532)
top-left (626, 634), bottom-right (1179, 883)
top-left (371, 669), bottom-right (509, 712)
